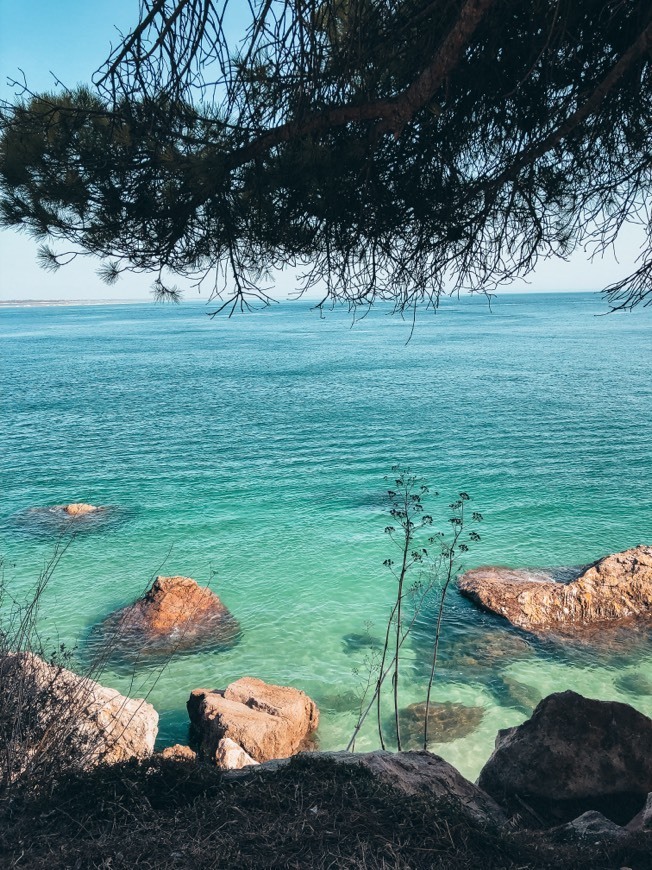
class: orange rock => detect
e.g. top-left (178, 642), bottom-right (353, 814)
top-left (188, 677), bottom-right (319, 763)
top-left (134, 576), bottom-right (230, 635)
top-left (97, 576), bottom-right (240, 659)
top-left (458, 545), bottom-right (652, 633)
top-left (62, 502), bottom-right (101, 516)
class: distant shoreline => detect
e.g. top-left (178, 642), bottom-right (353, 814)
top-left (0, 289), bottom-right (601, 309)
top-left (0, 299), bottom-right (151, 308)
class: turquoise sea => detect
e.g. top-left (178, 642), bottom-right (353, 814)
top-left (1, 292), bottom-right (651, 779)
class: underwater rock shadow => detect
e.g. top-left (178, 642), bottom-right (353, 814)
top-left (82, 617), bottom-right (243, 676)
top-left (383, 699), bottom-right (486, 749)
top-left (5, 503), bottom-right (133, 539)
top-left (403, 584), bottom-right (652, 723)
top-left (341, 632), bottom-right (384, 655)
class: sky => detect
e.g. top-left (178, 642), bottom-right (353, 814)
top-left (0, 1), bottom-right (647, 302)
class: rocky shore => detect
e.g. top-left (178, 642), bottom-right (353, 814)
top-left (1, 543), bottom-right (650, 866)
top-left (3, 648), bottom-right (650, 845)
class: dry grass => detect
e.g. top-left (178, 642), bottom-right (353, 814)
top-left (1, 754), bottom-right (650, 870)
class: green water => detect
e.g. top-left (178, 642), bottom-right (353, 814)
top-left (1, 293), bottom-right (651, 779)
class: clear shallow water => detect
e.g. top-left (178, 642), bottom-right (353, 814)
top-left (1, 292), bottom-right (651, 780)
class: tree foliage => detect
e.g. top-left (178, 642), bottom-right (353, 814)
top-left (0, 0), bottom-right (651, 312)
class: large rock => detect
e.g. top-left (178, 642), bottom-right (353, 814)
top-left (458, 546), bottom-right (652, 633)
top-left (188, 677), bottom-right (319, 764)
top-left (13, 503), bottom-right (116, 537)
top-left (0, 652), bottom-right (158, 777)
top-left (477, 691), bottom-right (652, 825)
top-left (225, 750), bottom-right (505, 828)
top-left (96, 575), bottom-right (240, 660)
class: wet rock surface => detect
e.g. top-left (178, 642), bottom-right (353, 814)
top-left (458, 546), bottom-right (652, 634)
top-left (188, 676), bottom-right (319, 764)
top-left (94, 575), bottom-right (241, 661)
top-left (478, 691), bottom-right (652, 826)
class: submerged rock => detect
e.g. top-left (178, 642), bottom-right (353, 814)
top-left (615, 670), bottom-right (652, 697)
top-left (341, 632), bottom-right (384, 654)
top-left (96, 575), bottom-right (240, 660)
top-left (459, 546), bottom-right (652, 634)
top-left (409, 615), bottom-right (534, 681)
top-left (188, 676), bottom-right (319, 764)
top-left (11, 502), bottom-right (124, 538)
top-left (478, 690), bottom-right (652, 826)
top-left (0, 652), bottom-right (158, 774)
top-left (318, 690), bottom-right (362, 714)
top-left (489, 675), bottom-right (542, 715)
top-left (390, 700), bottom-right (484, 747)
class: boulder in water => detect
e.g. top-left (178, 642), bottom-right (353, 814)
top-left (477, 690), bottom-right (652, 826)
top-left (188, 676), bottom-right (319, 763)
top-left (97, 575), bottom-right (240, 659)
top-left (61, 502), bottom-right (102, 517)
top-left (458, 546), bottom-right (652, 634)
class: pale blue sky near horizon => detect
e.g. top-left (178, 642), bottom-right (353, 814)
top-left (0, 0), bottom-right (647, 302)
